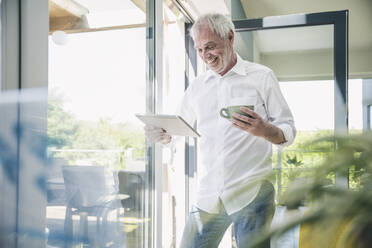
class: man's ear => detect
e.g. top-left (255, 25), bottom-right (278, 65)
top-left (228, 30), bottom-right (234, 43)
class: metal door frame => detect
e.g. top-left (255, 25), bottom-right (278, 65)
top-left (233, 10), bottom-right (349, 187)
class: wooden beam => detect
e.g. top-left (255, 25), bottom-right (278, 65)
top-left (49, 0), bottom-right (89, 33)
top-left (49, 0), bottom-right (88, 18)
top-left (49, 0), bottom-right (147, 34)
top-left (130, 0), bottom-right (146, 13)
top-left (50, 23), bottom-right (146, 35)
top-left (50, 15), bottom-right (89, 33)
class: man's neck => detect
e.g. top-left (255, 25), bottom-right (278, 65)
top-left (219, 52), bottom-right (237, 76)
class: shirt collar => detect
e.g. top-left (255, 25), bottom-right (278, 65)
top-left (203, 53), bottom-right (246, 83)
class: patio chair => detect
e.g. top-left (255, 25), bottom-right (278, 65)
top-left (62, 165), bottom-right (121, 247)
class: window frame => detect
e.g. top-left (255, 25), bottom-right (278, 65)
top-left (233, 10), bottom-right (349, 188)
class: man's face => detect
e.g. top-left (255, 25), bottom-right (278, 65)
top-left (194, 26), bottom-right (235, 76)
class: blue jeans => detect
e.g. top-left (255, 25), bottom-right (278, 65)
top-left (180, 181), bottom-right (275, 248)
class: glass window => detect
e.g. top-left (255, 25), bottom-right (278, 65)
top-left (277, 80), bottom-right (334, 198)
top-left (368, 105), bottom-right (372, 130)
top-left (161, 1), bottom-right (191, 247)
top-left (347, 79), bottom-right (363, 189)
top-left (236, 24), bottom-right (336, 204)
top-left (47, 1), bottom-right (149, 247)
top-left (348, 79), bottom-right (363, 133)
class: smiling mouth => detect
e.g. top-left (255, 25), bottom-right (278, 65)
top-left (207, 57), bottom-right (218, 65)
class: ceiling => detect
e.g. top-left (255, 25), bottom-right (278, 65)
top-left (253, 25), bottom-right (334, 53)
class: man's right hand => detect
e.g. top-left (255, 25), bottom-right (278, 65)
top-left (144, 125), bottom-right (172, 145)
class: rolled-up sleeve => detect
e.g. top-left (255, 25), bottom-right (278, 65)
top-left (264, 71), bottom-right (296, 149)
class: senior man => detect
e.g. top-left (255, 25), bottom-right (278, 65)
top-left (145, 13), bottom-right (296, 248)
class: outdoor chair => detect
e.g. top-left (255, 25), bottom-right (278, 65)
top-left (62, 165), bottom-right (122, 247)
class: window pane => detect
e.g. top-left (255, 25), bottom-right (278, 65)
top-left (236, 25), bottom-right (335, 204)
top-left (278, 80), bottom-right (335, 198)
top-left (348, 79), bottom-right (363, 189)
top-left (348, 79), bottom-right (363, 132)
top-left (369, 105), bottom-right (372, 130)
top-left (47, 1), bottom-right (148, 247)
top-left (161, 2), bottom-right (189, 247)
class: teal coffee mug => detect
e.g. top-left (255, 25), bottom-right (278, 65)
top-left (220, 105), bottom-right (254, 120)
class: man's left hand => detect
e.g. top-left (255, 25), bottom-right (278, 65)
top-left (231, 107), bottom-right (286, 144)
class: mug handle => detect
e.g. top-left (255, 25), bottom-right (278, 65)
top-left (220, 108), bottom-right (230, 119)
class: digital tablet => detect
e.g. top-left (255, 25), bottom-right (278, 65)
top-left (135, 114), bottom-right (201, 138)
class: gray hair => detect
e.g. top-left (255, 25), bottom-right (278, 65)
top-left (190, 13), bottom-right (235, 40)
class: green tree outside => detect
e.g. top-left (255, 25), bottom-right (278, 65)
top-left (47, 89), bottom-right (145, 169)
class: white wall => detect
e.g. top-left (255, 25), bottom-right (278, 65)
top-left (261, 48), bottom-right (372, 81)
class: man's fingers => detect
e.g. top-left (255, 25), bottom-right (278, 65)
top-left (232, 118), bottom-right (250, 129)
top-left (145, 125), bottom-right (166, 132)
top-left (145, 127), bottom-right (167, 135)
top-left (144, 125), bottom-right (171, 144)
top-left (160, 134), bottom-right (172, 144)
top-left (148, 133), bottom-right (163, 143)
top-left (146, 131), bottom-right (171, 144)
top-left (240, 107), bottom-right (260, 119)
top-left (232, 113), bottom-right (253, 124)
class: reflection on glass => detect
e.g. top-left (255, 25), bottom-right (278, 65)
top-left (348, 79), bottom-right (363, 134)
top-left (236, 25), bottom-right (335, 203)
top-left (47, 0), bottom-right (147, 247)
top-left (369, 105), bottom-right (372, 130)
top-left (0, 88), bottom-right (48, 246)
top-left (161, 1), bottom-right (189, 247)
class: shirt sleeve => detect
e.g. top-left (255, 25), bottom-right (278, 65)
top-left (263, 71), bottom-right (296, 149)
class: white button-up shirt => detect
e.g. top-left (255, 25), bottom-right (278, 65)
top-left (178, 54), bottom-right (296, 214)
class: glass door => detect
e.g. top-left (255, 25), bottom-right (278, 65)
top-left (160, 2), bottom-right (197, 247)
top-left (47, 1), bottom-right (152, 247)
top-left (233, 10), bottom-right (348, 204)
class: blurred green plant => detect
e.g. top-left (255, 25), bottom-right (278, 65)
top-left (283, 154), bottom-right (304, 182)
top-left (252, 132), bottom-right (372, 248)
top-left (285, 155), bottom-right (304, 167)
